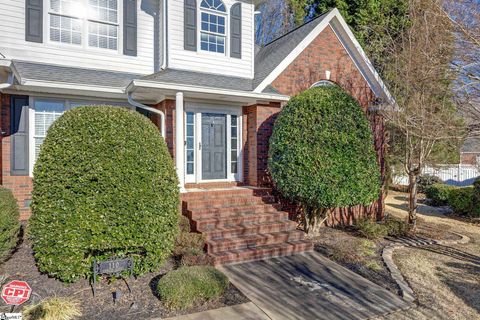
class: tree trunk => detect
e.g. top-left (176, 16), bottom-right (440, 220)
top-left (407, 173), bottom-right (418, 229)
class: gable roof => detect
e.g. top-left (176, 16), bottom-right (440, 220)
top-left (254, 12), bottom-right (330, 89)
top-left (253, 8), bottom-right (394, 104)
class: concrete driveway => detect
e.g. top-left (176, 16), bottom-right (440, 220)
top-left (219, 252), bottom-right (411, 320)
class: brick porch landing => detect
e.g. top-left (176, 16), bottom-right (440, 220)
top-left (181, 186), bottom-right (313, 265)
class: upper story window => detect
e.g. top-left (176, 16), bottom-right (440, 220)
top-left (200, 0), bottom-right (226, 54)
top-left (48, 0), bottom-right (119, 50)
top-left (311, 80), bottom-right (337, 88)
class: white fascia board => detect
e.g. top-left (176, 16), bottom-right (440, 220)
top-left (21, 79), bottom-right (125, 94)
top-left (0, 59), bottom-right (12, 68)
top-left (131, 79), bottom-right (291, 102)
top-left (330, 12), bottom-right (394, 104)
top-left (253, 9), bottom-right (337, 93)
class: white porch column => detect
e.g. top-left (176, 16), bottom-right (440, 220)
top-left (175, 92), bottom-right (186, 192)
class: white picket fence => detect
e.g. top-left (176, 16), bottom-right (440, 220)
top-left (393, 164), bottom-right (480, 186)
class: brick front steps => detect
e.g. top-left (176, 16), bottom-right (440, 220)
top-left (182, 187), bottom-right (313, 265)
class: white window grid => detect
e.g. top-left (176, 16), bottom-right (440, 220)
top-left (199, 1), bottom-right (227, 54)
top-left (47, 0), bottom-right (119, 51)
top-left (186, 112), bottom-right (195, 175)
top-left (230, 115), bottom-right (238, 174)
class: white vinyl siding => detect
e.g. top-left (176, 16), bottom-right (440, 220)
top-left (168, 0), bottom-right (254, 78)
top-left (0, 0), bottom-right (155, 74)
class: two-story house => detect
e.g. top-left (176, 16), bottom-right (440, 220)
top-left (0, 0), bottom-right (393, 263)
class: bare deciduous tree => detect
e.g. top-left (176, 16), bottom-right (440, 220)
top-left (255, 0), bottom-right (295, 46)
top-left (384, 0), bottom-right (465, 228)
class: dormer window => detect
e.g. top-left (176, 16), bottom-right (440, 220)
top-left (199, 0), bottom-right (226, 54)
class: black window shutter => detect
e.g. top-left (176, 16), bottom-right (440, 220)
top-left (230, 3), bottom-right (242, 58)
top-left (25, 0), bottom-right (43, 43)
top-left (123, 0), bottom-right (137, 56)
top-left (10, 96), bottom-right (29, 176)
top-left (184, 0), bottom-right (197, 51)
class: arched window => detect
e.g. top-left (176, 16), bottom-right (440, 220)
top-left (311, 80), bottom-right (337, 88)
top-left (200, 0), bottom-right (227, 53)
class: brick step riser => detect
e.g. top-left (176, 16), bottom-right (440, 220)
top-left (194, 211), bottom-right (289, 232)
top-left (203, 222), bottom-right (297, 241)
top-left (186, 196), bottom-right (276, 210)
top-left (182, 189), bottom-right (271, 201)
top-left (207, 232), bottom-right (306, 253)
top-left (213, 242), bottom-right (314, 265)
top-left (186, 204), bottom-right (282, 219)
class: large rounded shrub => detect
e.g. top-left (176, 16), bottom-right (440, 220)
top-left (0, 187), bottom-right (20, 263)
top-left (30, 106), bottom-right (179, 282)
top-left (268, 86), bottom-right (380, 228)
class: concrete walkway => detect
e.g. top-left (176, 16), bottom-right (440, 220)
top-left (163, 302), bottom-right (270, 320)
top-left (219, 252), bottom-right (411, 320)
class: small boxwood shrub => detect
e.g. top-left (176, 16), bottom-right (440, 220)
top-left (268, 86), bottom-right (380, 230)
top-left (448, 186), bottom-right (474, 215)
top-left (157, 266), bottom-right (229, 310)
top-left (0, 187), bottom-right (20, 263)
top-left (425, 183), bottom-right (456, 206)
top-left (354, 218), bottom-right (388, 240)
top-left (384, 216), bottom-right (410, 237)
top-left (174, 216), bottom-right (209, 266)
top-left (30, 106), bottom-right (179, 282)
top-left (417, 175), bottom-right (443, 193)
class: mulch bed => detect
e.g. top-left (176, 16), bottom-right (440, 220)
top-left (0, 232), bottom-right (248, 320)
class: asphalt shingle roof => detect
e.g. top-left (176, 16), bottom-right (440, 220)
top-left (461, 137), bottom-right (480, 153)
top-left (141, 68), bottom-right (255, 91)
top-left (13, 60), bottom-right (140, 88)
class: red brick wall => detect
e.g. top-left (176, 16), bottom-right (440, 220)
top-left (242, 102), bottom-right (281, 186)
top-left (0, 93), bottom-right (33, 220)
top-left (148, 99), bottom-right (176, 161)
top-left (271, 25), bottom-right (375, 108)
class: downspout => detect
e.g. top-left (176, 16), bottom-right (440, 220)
top-left (160, 0), bottom-right (168, 70)
top-left (127, 90), bottom-right (166, 138)
top-left (0, 72), bottom-right (14, 90)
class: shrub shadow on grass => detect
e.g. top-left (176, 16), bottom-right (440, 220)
top-left (438, 261), bottom-right (480, 313)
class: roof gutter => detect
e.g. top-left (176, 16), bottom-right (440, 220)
top-left (161, 0), bottom-right (168, 70)
top-left (126, 88), bottom-right (166, 137)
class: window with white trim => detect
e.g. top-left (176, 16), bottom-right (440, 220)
top-left (48, 0), bottom-right (119, 50)
top-left (230, 115), bottom-right (238, 174)
top-left (200, 0), bottom-right (226, 53)
top-left (311, 80), bottom-right (337, 88)
top-left (31, 99), bottom-right (128, 166)
top-left (186, 112), bottom-right (195, 175)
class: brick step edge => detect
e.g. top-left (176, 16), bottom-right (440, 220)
top-left (182, 188), bottom-right (271, 200)
top-left (207, 230), bottom-right (306, 253)
top-left (211, 240), bottom-right (314, 265)
top-left (185, 196), bottom-right (276, 210)
top-left (194, 211), bottom-right (289, 232)
top-left (203, 221), bottom-right (297, 240)
top-left (186, 204), bottom-right (282, 219)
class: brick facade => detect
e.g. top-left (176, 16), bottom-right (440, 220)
top-left (0, 93), bottom-right (33, 220)
top-left (242, 102), bottom-right (281, 186)
top-left (148, 99), bottom-right (176, 160)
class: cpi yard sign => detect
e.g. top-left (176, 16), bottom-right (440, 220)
top-left (1, 281), bottom-right (31, 306)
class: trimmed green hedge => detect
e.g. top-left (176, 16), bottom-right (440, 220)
top-left (0, 187), bottom-right (20, 263)
top-left (472, 178), bottom-right (480, 217)
top-left (417, 175), bottom-right (443, 193)
top-left (426, 183), bottom-right (475, 216)
top-left (157, 266), bottom-right (229, 310)
top-left (268, 86), bottom-right (380, 221)
top-left (425, 183), bottom-right (454, 206)
top-left (30, 106), bottom-right (179, 282)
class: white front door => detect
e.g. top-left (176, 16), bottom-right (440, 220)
top-left (184, 104), bottom-right (242, 184)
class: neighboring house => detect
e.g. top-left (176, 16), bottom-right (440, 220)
top-left (0, 0), bottom-right (393, 262)
top-left (460, 136), bottom-right (480, 165)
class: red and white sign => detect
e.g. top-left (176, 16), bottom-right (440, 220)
top-left (1, 280), bottom-right (32, 306)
